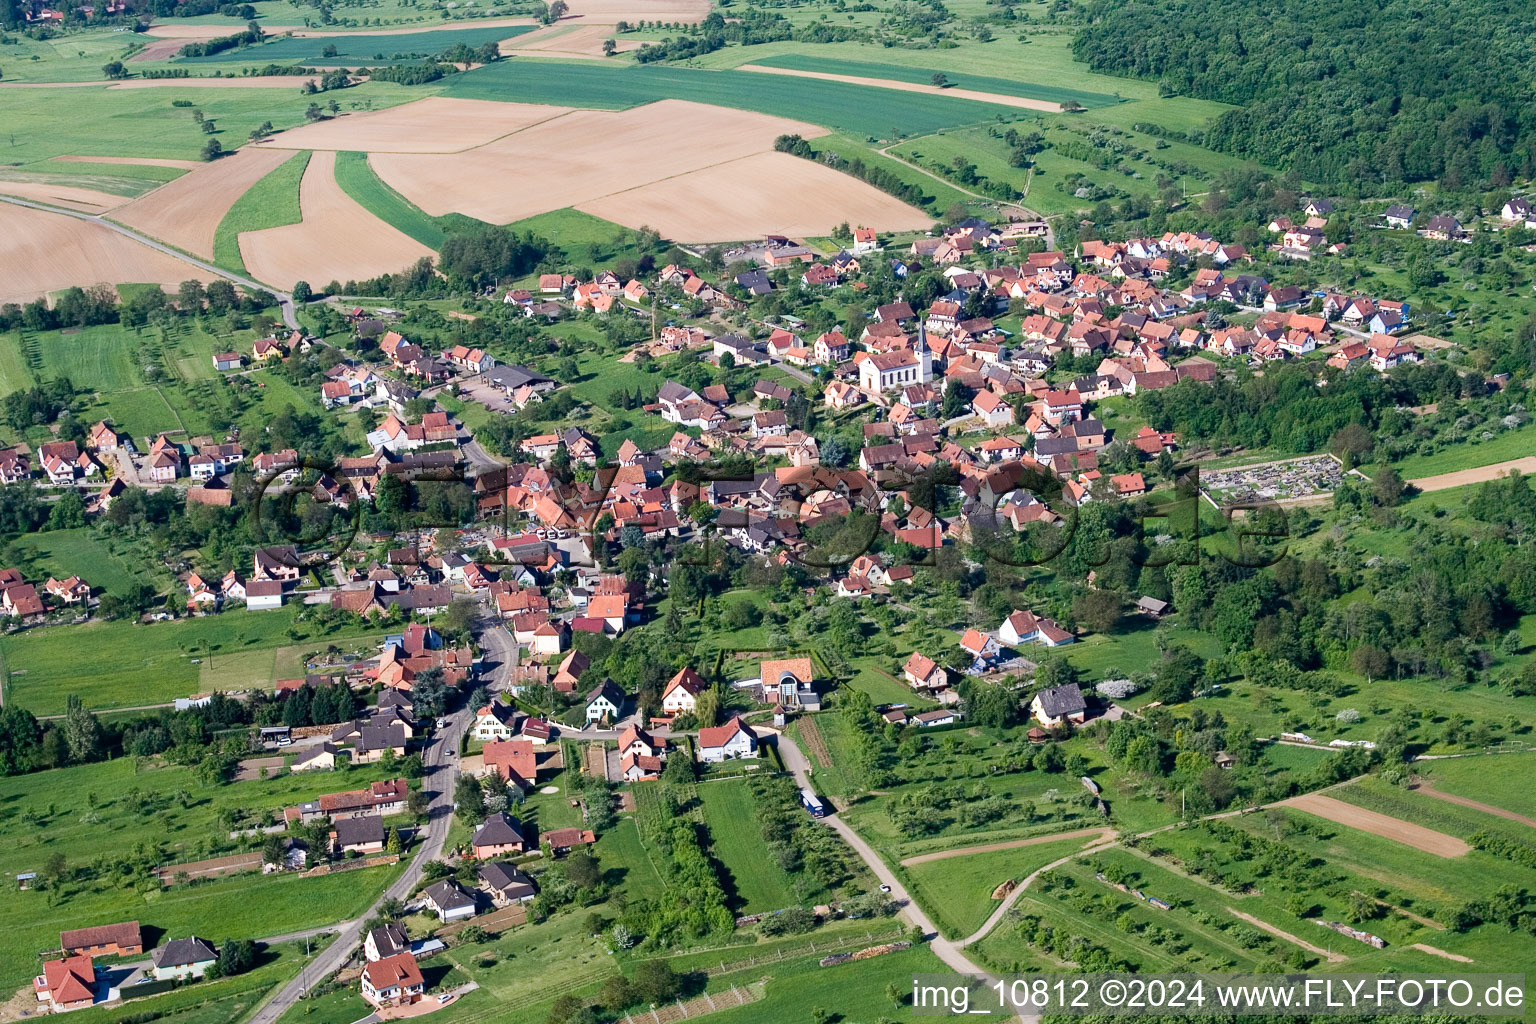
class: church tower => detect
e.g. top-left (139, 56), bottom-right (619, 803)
top-left (914, 318), bottom-right (934, 383)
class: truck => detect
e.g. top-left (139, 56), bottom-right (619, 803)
top-left (800, 788), bottom-right (826, 818)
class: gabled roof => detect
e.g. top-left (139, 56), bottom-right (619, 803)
top-left (472, 812), bottom-right (526, 848)
top-left (698, 717), bottom-right (755, 749)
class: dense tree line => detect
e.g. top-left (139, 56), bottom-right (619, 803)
top-left (1073, 0), bottom-right (1536, 188)
top-left (176, 21), bottom-right (263, 57)
top-left (633, 9), bottom-right (858, 62)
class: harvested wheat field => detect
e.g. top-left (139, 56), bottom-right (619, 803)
top-left (52, 155), bottom-right (201, 170)
top-left (373, 99), bottom-right (827, 225)
top-left (562, 0), bottom-right (711, 22)
top-left (1283, 792), bottom-right (1471, 857)
top-left (505, 23), bottom-right (642, 57)
top-left (739, 64), bottom-right (1066, 113)
top-left (579, 151), bottom-right (931, 241)
top-left (239, 150), bottom-right (433, 286)
top-left (128, 35), bottom-right (199, 61)
top-left (0, 180), bottom-right (130, 213)
top-left (114, 147), bottom-right (297, 259)
top-left (0, 204), bottom-right (214, 305)
top-left (263, 96), bottom-right (571, 154)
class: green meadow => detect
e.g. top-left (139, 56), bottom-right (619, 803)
top-left (179, 23), bottom-right (536, 65)
top-left (747, 53), bottom-right (1121, 109)
top-left (0, 606), bottom-right (384, 714)
top-left (446, 59), bottom-right (1024, 139)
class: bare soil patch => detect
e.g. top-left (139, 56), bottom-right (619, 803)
top-left (1409, 943), bottom-right (1473, 963)
top-left (0, 202), bottom-right (215, 304)
top-left (562, 0), bottom-right (711, 22)
top-left (0, 180), bottom-right (129, 213)
top-left (1226, 907), bottom-right (1348, 963)
top-left (899, 826), bottom-right (1116, 866)
top-left (129, 35), bottom-right (198, 61)
top-left (373, 99), bottom-right (827, 224)
top-left (578, 150), bottom-right (932, 241)
top-left (114, 146), bottom-right (296, 259)
top-left (505, 23), bottom-right (642, 57)
top-left (240, 149), bottom-right (433, 286)
top-left (1282, 792), bottom-right (1471, 857)
top-left (1409, 457), bottom-right (1536, 494)
top-left (1411, 780), bottom-right (1536, 828)
top-left (738, 63), bottom-right (1065, 113)
top-left (263, 96), bottom-right (571, 153)
top-left (53, 154), bottom-right (201, 170)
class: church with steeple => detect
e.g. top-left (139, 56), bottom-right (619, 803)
top-left (857, 319), bottom-right (935, 393)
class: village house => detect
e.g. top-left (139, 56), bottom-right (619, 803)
top-left (365, 922), bottom-right (410, 962)
top-left (361, 953), bottom-right (425, 1009)
top-left (34, 956), bottom-right (96, 1011)
top-left (471, 813), bottom-right (529, 860)
top-left (902, 651), bottom-right (949, 692)
top-left (478, 862), bottom-right (537, 905)
top-left (1031, 683), bottom-right (1088, 728)
top-left (61, 921), bottom-right (143, 958)
top-left (697, 718), bottom-right (757, 762)
top-left (151, 937), bottom-right (219, 981)
top-left (332, 814), bottom-right (386, 855)
top-left (422, 879), bottom-right (478, 922)
top-left (661, 666), bottom-right (705, 715)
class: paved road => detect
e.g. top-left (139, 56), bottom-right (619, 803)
top-left (769, 731), bottom-right (1028, 1015)
top-left (246, 680), bottom-right (469, 1024)
top-left (0, 194), bottom-right (300, 331)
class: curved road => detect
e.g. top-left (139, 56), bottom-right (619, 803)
top-left (246, 689), bottom-right (469, 1024)
top-left (0, 194), bottom-right (300, 331)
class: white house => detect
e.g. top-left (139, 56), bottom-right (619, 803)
top-left (697, 718), bottom-right (757, 762)
top-left (150, 937), bottom-right (218, 981)
top-left (584, 679), bottom-right (624, 724)
top-left (661, 666), bottom-right (704, 715)
top-left (422, 879), bottom-right (478, 923)
top-left (361, 953), bottom-right (425, 1009)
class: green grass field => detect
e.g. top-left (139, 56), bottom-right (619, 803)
top-left (697, 779), bottom-right (804, 914)
top-left (0, 606), bottom-right (385, 714)
top-left (0, 754), bottom-right (403, 992)
top-left (445, 59), bottom-right (1025, 140)
top-left (0, 83), bottom-right (426, 165)
top-left (747, 53), bottom-right (1121, 109)
top-left (3, 528), bottom-right (168, 597)
top-left (1414, 753), bottom-right (1536, 817)
top-left (214, 149), bottom-right (310, 273)
top-left (179, 23), bottom-right (535, 65)
top-left (334, 150), bottom-right (450, 247)
top-left (902, 831), bottom-right (1106, 939)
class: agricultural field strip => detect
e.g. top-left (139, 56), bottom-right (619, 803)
top-left (744, 53), bottom-right (1122, 108)
top-left (1280, 792), bottom-right (1472, 857)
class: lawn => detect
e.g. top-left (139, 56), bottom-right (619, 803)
top-left (747, 53), bottom-right (1121, 109)
top-left (901, 831), bottom-right (1106, 939)
top-left (214, 149), bottom-right (310, 273)
top-left (0, 753), bottom-right (404, 992)
top-left (595, 815), bottom-right (665, 900)
top-left (697, 779), bottom-right (803, 914)
top-left (445, 59), bottom-right (1024, 140)
top-left (806, 133), bottom-right (968, 213)
top-left (0, 606), bottom-right (386, 715)
top-left (178, 23), bottom-right (536, 65)
top-left (1373, 420), bottom-right (1536, 479)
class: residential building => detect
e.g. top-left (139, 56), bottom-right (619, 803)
top-left (150, 937), bottom-right (218, 981)
top-left (697, 718), bottom-right (757, 762)
top-left (361, 953), bottom-right (425, 1009)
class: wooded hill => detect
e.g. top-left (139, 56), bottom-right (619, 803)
top-left (1072, 0), bottom-right (1535, 189)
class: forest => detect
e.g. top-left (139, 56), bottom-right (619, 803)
top-left (1072, 0), bottom-right (1536, 189)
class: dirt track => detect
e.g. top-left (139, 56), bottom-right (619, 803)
top-left (1409, 943), bottom-right (1473, 963)
top-left (1282, 792), bottom-right (1470, 857)
top-left (1227, 907), bottom-right (1347, 963)
top-left (0, 180), bottom-right (130, 213)
top-left (738, 63), bottom-right (1067, 113)
top-left (1412, 781), bottom-right (1536, 828)
top-left (900, 826), bottom-right (1116, 866)
top-left (1407, 457), bottom-right (1536, 494)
